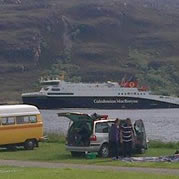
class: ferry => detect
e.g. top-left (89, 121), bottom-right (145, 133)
top-left (21, 79), bottom-right (179, 109)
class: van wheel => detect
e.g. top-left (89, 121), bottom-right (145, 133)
top-left (6, 145), bottom-right (16, 151)
top-left (71, 152), bottom-right (84, 157)
top-left (139, 148), bottom-right (145, 154)
top-left (36, 141), bottom-right (39, 147)
top-left (99, 144), bottom-right (109, 158)
top-left (24, 140), bottom-right (35, 150)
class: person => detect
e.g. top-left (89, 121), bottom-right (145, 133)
top-left (79, 122), bottom-right (90, 146)
top-left (121, 118), bottom-right (134, 157)
top-left (109, 118), bottom-right (120, 160)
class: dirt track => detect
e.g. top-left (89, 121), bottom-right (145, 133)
top-left (0, 159), bottom-right (179, 176)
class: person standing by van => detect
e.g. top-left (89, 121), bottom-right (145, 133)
top-left (109, 118), bottom-right (120, 160)
top-left (121, 118), bottom-right (134, 157)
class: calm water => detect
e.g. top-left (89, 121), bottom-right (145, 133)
top-left (40, 109), bottom-right (179, 142)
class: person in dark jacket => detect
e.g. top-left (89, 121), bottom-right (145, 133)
top-left (109, 118), bottom-right (120, 160)
top-left (121, 118), bottom-right (134, 157)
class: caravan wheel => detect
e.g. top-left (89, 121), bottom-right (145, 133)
top-left (24, 140), bottom-right (35, 150)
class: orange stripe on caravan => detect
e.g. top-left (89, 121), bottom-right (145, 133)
top-left (0, 123), bottom-right (43, 131)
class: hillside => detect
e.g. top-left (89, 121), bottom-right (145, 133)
top-left (0, 0), bottom-right (179, 102)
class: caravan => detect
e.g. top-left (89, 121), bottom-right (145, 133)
top-left (0, 105), bottom-right (43, 150)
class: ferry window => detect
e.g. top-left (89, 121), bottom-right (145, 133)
top-left (134, 93), bottom-right (136, 95)
top-left (52, 88), bottom-right (60, 91)
top-left (42, 82), bottom-right (59, 86)
top-left (95, 122), bottom-right (109, 133)
top-left (121, 93), bottom-right (123, 95)
top-left (44, 87), bottom-right (49, 91)
top-left (2, 117), bottom-right (15, 125)
top-left (127, 92), bottom-right (130, 95)
top-left (137, 93), bottom-right (139, 95)
top-left (29, 116), bottom-right (37, 123)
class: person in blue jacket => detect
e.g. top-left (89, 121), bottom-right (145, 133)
top-left (109, 118), bottom-right (120, 160)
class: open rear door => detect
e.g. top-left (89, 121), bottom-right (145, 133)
top-left (57, 112), bottom-right (93, 122)
top-left (58, 112), bottom-right (93, 147)
top-left (134, 119), bottom-right (147, 150)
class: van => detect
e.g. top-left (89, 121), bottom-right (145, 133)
top-left (0, 104), bottom-right (43, 150)
top-left (58, 112), bottom-right (148, 158)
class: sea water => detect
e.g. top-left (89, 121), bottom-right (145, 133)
top-left (40, 109), bottom-right (179, 142)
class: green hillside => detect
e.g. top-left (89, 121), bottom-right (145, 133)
top-left (0, 0), bottom-right (179, 102)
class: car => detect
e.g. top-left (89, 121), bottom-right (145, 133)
top-left (58, 112), bottom-right (148, 158)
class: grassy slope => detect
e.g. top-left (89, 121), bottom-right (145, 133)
top-left (0, 0), bottom-right (179, 101)
top-left (0, 141), bottom-right (179, 169)
top-left (0, 166), bottom-right (178, 179)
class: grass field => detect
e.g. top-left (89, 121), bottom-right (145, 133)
top-left (0, 166), bottom-right (179, 179)
top-left (0, 136), bottom-right (179, 169)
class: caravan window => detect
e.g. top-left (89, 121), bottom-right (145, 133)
top-left (16, 116), bottom-right (30, 124)
top-left (8, 117), bottom-right (15, 125)
top-left (24, 116), bottom-right (30, 123)
top-left (2, 117), bottom-right (15, 125)
top-left (16, 116), bottom-right (25, 124)
top-left (2, 118), bottom-right (8, 125)
top-left (29, 116), bottom-right (37, 123)
top-left (16, 115), bottom-right (37, 124)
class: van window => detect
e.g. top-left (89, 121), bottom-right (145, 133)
top-left (95, 122), bottom-right (109, 133)
top-left (29, 116), bottom-right (37, 123)
top-left (16, 116), bottom-right (30, 124)
top-left (108, 122), bottom-right (114, 128)
top-left (2, 117), bottom-right (15, 125)
top-left (2, 117), bottom-right (8, 125)
top-left (24, 116), bottom-right (30, 123)
top-left (16, 116), bottom-right (24, 124)
top-left (8, 117), bottom-right (15, 125)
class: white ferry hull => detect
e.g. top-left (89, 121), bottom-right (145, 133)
top-left (22, 96), bottom-right (179, 109)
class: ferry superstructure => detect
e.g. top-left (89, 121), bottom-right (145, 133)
top-left (21, 79), bottom-right (179, 109)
